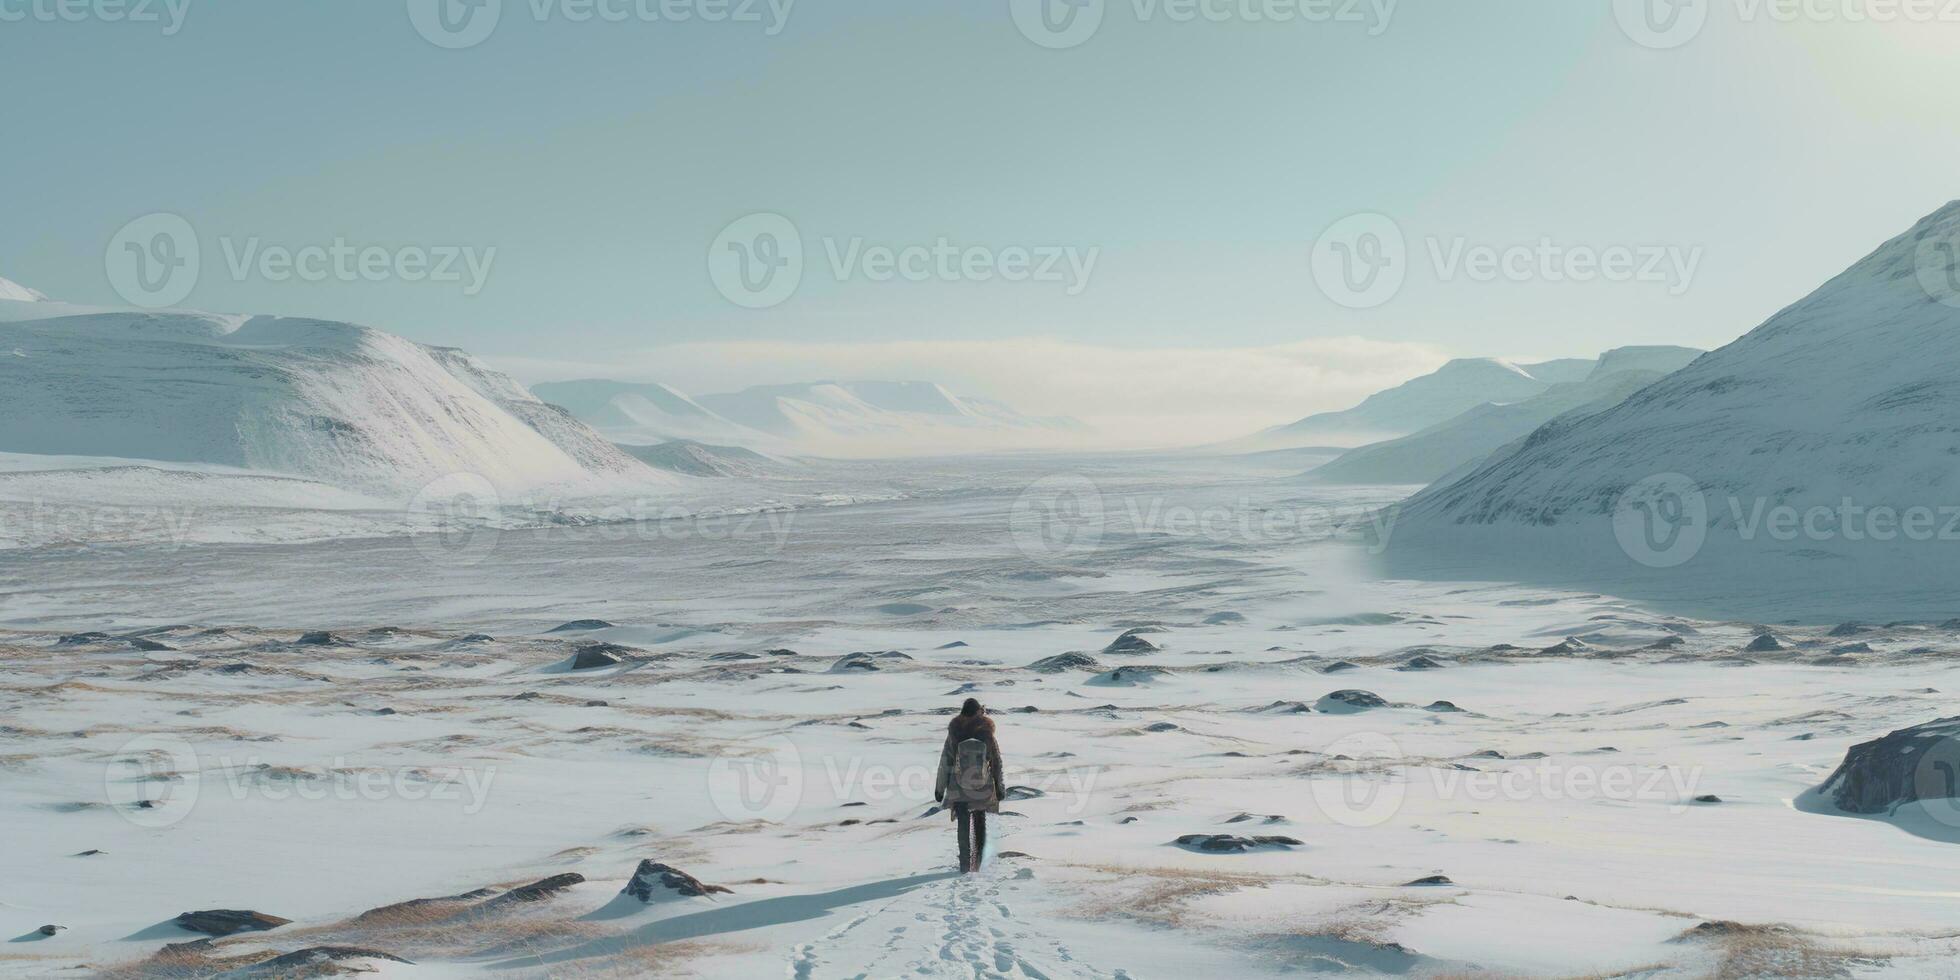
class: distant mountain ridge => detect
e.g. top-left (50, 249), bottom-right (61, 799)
top-left (1248, 357), bottom-right (1594, 450)
top-left (1306, 346), bottom-right (1704, 486)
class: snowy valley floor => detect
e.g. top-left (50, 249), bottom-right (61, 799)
top-left (6, 457), bottom-right (1960, 978)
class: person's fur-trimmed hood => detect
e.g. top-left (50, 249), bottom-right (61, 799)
top-left (947, 713), bottom-right (994, 740)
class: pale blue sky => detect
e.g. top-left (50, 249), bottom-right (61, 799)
top-left (3, 1), bottom-right (1956, 431)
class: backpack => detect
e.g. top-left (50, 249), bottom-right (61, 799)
top-left (953, 737), bottom-right (992, 796)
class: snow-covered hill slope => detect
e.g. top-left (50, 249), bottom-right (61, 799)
top-left (0, 275), bottom-right (47, 303)
top-left (616, 439), bottom-right (789, 478)
top-left (1384, 202), bottom-right (1960, 621)
top-left (529, 379), bottom-right (771, 447)
top-left (0, 308), bottom-right (654, 494)
top-left (1250, 357), bottom-right (1591, 449)
top-left (544, 379), bottom-right (1082, 457)
top-left (1307, 346), bottom-right (1702, 486)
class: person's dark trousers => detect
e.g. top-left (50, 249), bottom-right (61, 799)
top-left (954, 803), bottom-right (988, 872)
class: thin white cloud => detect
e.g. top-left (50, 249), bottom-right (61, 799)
top-left (492, 336), bottom-right (1447, 450)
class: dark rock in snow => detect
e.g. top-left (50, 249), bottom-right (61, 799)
top-left (1142, 721), bottom-right (1180, 732)
top-left (1404, 874), bottom-right (1454, 886)
top-left (295, 631), bottom-right (338, 646)
top-left (37, 925), bottom-right (62, 937)
top-left (1251, 700), bottom-right (1312, 714)
top-left (1830, 642), bottom-right (1873, 654)
top-left (1423, 700), bottom-right (1464, 713)
top-left (937, 640), bottom-right (970, 649)
top-left (570, 644), bottom-right (630, 670)
top-left (484, 874), bottom-right (585, 908)
top-left (548, 619), bottom-right (615, 632)
top-left (56, 632), bottom-right (112, 646)
top-left (1102, 629), bottom-right (1161, 655)
top-left (1321, 660), bottom-right (1360, 673)
top-left (1314, 689), bottom-right (1389, 713)
top-left (623, 859), bottom-right (731, 900)
top-left (173, 910), bottom-right (291, 936)
top-left (1028, 652), bottom-right (1101, 672)
top-left (242, 947), bottom-right (413, 972)
top-left (1693, 794), bottom-right (1723, 804)
top-left (1173, 834), bottom-right (1302, 853)
top-left (129, 637), bottom-right (175, 652)
top-left (1816, 716), bottom-right (1960, 814)
top-left (1644, 636), bottom-right (1685, 650)
top-left (1829, 622), bottom-right (1868, 637)
top-left (1744, 634), bottom-right (1784, 652)
top-left (1539, 637), bottom-right (1591, 655)
top-left (830, 651), bottom-right (912, 672)
top-left (1397, 654), bottom-right (1446, 671)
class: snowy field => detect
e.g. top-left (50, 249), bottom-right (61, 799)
top-left (6, 455), bottom-right (1960, 978)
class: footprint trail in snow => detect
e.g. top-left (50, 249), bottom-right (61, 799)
top-left (785, 867), bottom-right (1125, 979)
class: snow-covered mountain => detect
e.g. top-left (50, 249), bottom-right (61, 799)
top-left (541, 379), bottom-right (1081, 457)
top-left (1248, 357), bottom-right (1593, 449)
top-left (528, 379), bottom-right (768, 447)
top-left (0, 299), bottom-right (653, 494)
top-left (0, 275), bottom-right (47, 303)
top-left (1306, 346), bottom-right (1702, 486)
top-left (1384, 202), bottom-right (1960, 620)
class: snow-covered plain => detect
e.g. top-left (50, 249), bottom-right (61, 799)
top-left (6, 454), bottom-right (1960, 978)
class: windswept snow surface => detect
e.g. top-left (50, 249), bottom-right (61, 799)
top-left (1384, 202), bottom-right (1960, 622)
top-left (8, 455), bottom-right (1960, 977)
top-left (0, 309), bottom-right (662, 497)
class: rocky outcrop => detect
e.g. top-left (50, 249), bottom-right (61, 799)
top-left (1172, 834), bottom-right (1302, 853)
top-left (483, 873), bottom-right (585, 908)
top-left (173, 909), bottom-right (291, 936)
top-left (238, 947), bottom-right (412, 973)
top-left (622, 860), bottom-right (731, 901)
top-left (1027, 652), bottom-right (1100, 672)
top-left (549, 619), bottom-right (616, 632)
top-left (570, 643), bottom-right (629, 670)
top-left (1816, 716), bottom-right (1960, 813)
top-left (1102, 629), bottom-right (1160, 655)
top-left (1315, 690), bottom-right (1389, 713)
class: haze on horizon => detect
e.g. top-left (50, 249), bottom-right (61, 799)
top-left (2, 1), bottom-right (1956, 445)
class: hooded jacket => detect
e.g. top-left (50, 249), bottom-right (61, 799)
top-left (935, 712), bottom-right (1005, 815)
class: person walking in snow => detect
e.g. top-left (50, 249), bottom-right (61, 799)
top-left (934, 698), bottom-right (1006, 873)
